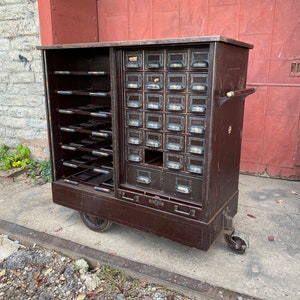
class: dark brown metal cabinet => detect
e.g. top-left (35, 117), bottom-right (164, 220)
top-left (39, 36), bottom-right (254, 252)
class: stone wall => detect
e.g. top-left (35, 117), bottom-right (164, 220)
top-left (0, 0), bottom-right (48, 160)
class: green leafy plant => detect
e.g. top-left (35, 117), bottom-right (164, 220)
top-left (27, 160), bottom-right (51, 184)
top-left (0, 144), bottom-right (31, 171)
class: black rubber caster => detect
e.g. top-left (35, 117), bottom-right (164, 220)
top-left (224, 231), bottom-right (248, 254)
top-left (79, 212), bottom-right (112, 232)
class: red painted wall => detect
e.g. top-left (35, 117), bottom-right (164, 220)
top-left (38, 0), bottom-right (300, 179)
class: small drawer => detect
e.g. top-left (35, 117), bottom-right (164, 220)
top-left (188, 117), bottom-right (205, 135)
top-left (145, 93), bottom-right (163, 110)
top-left (167, 73), bottom-right (186, 91)
top-left (127, 147), bottom-right (143, 163)
top-left (124, 52), bottom-right (142, 69)
top-left (189, 74), bottom-right (208, 92)
top-left (190, 50), bottom-right (209, 69)
top-left (166, 114), bottom-right (185, 132)
top-left (126, 92), bottom-right (142, 109)
top-left (145, 132), bottom-right (162, 149)
top-left (188, 95), bottom-right (207, 114)
top-left (145, 51), bottom-right (164, 69)
top-left (165, 134), bottom-right (184, 152)
top-left (167, 50), bottom-right (187, 69)
top-left (127, 129), bottom-right (143, 145)
top-left (186, 155), bottom-right (204, 175)
top-left (166, 94), bottom-right (185, 112)
top-left (125, 72), bottom-right (143, 89)
top-left (163, 172), bottom-right (202, 204)
top-left (145, 73), bottom-right (164, 90)
top-left (187, 137), bottom-right (204, 155)
top-left (127, 165), bottom-right (162, 189)
top-left (165, 153), bottom-right (184, 171)
top-left (126, 111), bottom-right (143, 127)
top-left (145, 113), bottom-right (162, 130)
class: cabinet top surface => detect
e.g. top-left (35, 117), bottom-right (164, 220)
top-left (37, 35), bottom-right (253, 50)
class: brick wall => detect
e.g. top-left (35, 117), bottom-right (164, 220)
top-left (0, 0), bottom-right (47, 160)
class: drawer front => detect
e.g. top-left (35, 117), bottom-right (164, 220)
top-left (189, 73), bottom-right (208, 92)
top-left (145, 113), bottom-right (163, 130)
top-left (145, 93), bottom-right (163, 110)
top-left (127, 147), bottom-right (143, 163)
top-left (166, 94), bottom-right (186, 112)
top-left (167, 50), bottom-right (188, 69)
top-left (188, 95), bottom-right (206, 114)
top-left (163, 172), bottom-right (202, 204)
top-left (165, 134), bottom-right (185, 152)
top-left (127, 164), bottom-right (162, 189)
top-left (127, 129), bottom-right (143, 146)
top-left (126, 92), bottom-right (143, 109)
top-left (188, 117), bottom-right (205, 136)
top-left (145, 131), bottom-right (162, 149)
top-left (166, 114), bottom-right (185, 132)
top-left (190, 50), bottom-right (209, 69)
top-left (124, 52), bottom-right (143, 69)
top-left (125, 72), bottom-right (143, 89)
top-left (145, 73), bottom-right (164, 90)
top-left (126, 111), bottom-right (143, 128)
top-left (187, 137), bottom-right (204, 155)
top-left (118, 189), bottom-right (201, 220)
top-left (165, 153), bottom-right (184, 171)
top-left (145, 51), bottom-right (164, 70)
top-left (167, 73), bottom-right (187, 91)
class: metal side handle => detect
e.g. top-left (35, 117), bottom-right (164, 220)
top-left (218, 88), bottom-right (256, 107)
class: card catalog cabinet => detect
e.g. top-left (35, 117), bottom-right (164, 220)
top-left (39, 36), bottom-right (254, 252)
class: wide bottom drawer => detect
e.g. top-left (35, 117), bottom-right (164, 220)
top-left (118, 189), bottom-right (202, 220)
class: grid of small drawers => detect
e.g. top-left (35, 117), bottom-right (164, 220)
top-left (123, 47), bottom-right (209, 178)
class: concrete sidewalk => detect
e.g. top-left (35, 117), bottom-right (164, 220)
top-left (0, 174), bottom-right (299, 299)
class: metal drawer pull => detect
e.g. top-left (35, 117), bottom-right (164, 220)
top-left (146, 103), bottom-right (161, 110)
top-left (188, 146), bottom-right (204, 155)
top-left (167, 123), bottom-right (183, 132)
top-left (89, 92), bottom-right (108, 97)
top-left (94, 186), bottom-right (110, 193)
top-left (128, 137), bottom-right (142, 145)
top-left (55, 71), bottom-right (71, 75)
top-left (166, 143), bottom-right (182, 151)
top-left (126, 82), bottom-right (140, 89)
top-left (191, 60), bottom-right (208, 68)
top-left (137, 176), bottom-right (151, 184)
top-left (166, 161), bottom-right (182, 170)
top-left (146, 83), bottom-right (162, 90)
top-left (121, 192), bottom-right (139, 202)
top-left (58, 109), bottom-right (74, 114)
top-left (128, 120), bottom-right (142, 127)
top-left (188, 165), bottom-right (203, 174)
top-left (90, 112), bottom-right (109, 118)
top-left (147, 62), bottom-right (160, 69)
top-left (56, 90), bottom-right (72, 95)
top-left (92, 150), bottom-right (109, 157)
top-left (93, 168), bottom-right (110, 174)
top-left (128, 154), bottom-right (142, 162)
top-left (64, 179), bottom-right (79, 185)
top-left (149, 198), bottom-right (164, 207)
top-left (92, 131), bottom-right (108, 137)
top-left (168, 83), bottom-right (184, 91)
top-left (127, 101), bottom-right (141, 108)
top-left (167, 104), bottom-right (184, 111)
top-left (61, 145), bottom-right (76, 151)
top-left (175, 184), bottom-right (191, 194)
top-left (87, 71), bottom-right (107, 75)
top-left (146, 121), bottom-right (161, 129)
top-left (146, 139), bottom-right (161, 148)
top-left (191, 105), bottom-right (206, 113)
top-left (191, 83), bottom-right (207, 91)
top-left (168, 62), bottom-right (183, 68)
top-left (174, 205), bottom-right (195, 217)
top-left (60, 127), bottom-right (75, 133)
top-left (189, 126), bottom-right (205, 134)
top-left (63, 162), bottom-right (78, 168)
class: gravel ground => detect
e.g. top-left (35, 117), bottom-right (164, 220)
top-left (0, 241), bottom-right (193, 300)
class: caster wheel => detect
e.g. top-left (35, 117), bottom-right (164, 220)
top-left (224, 232), bottom-right (249, 254)
top-left (79, 212), bottom-right (112, 232)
